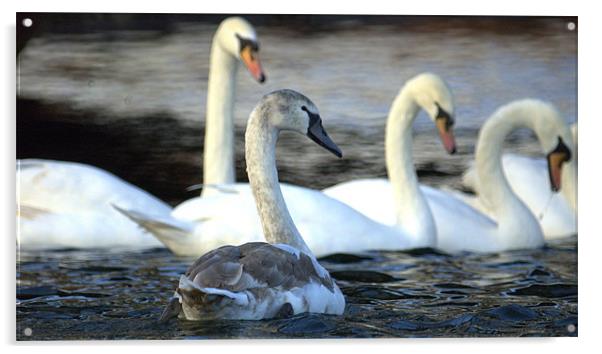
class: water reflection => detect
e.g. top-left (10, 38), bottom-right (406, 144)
top-left (17, 17), bottom-right (576, 203)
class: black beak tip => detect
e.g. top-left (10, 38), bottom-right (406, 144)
top-left (449, 146), bottom-right (457, 155)
top-left (258, 73), bottom-right (266, 83)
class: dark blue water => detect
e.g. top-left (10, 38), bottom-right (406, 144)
top-left (16, 237), bottom-right (577, 340)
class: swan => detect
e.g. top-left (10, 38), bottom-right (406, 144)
top-left (16, 17), bottom-right (266, 250)
top-left (460, 122), bottom-right (577, 240)
top-left (17, 159), bottom-right (172, 249)
top-left (115, 76), bottom-right (456, 257)
top-left (327, 99), bottom-right (572, 253)
top-left (323, 73), bottom-right (457, 235)
top-left (158, 90), bottom-right (345, 321)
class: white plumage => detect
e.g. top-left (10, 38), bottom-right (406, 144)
top-left (119, 73), bottom-right (459, 256)
top-left (327, 99), bottom-right (573, 253)
top-left (16, 17), bottom-right (265, 250)
top-left (17, 159), bottom-right (171, 249)
top-left (460, 124), bottom-right (577, 239)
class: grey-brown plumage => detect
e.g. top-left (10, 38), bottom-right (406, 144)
top-left (160, 89), bottom-right (346, 321)
top-left (185, 242), bottom-right (334, 291)
top-left (160, 242), bottom-right (340, 321)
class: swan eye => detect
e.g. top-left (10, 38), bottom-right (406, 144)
top-left (235, 33), bottom-right (259, 52)
top-left (435, 103), bottom-right (454, 128)
top-left (301, 105), bottom-right (320, 125)
top-left (550, 137), bottom-right (572, 162)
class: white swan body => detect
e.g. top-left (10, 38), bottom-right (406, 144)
top-left (460, 123), bottom-right (577, 239)
top-left (328, 99), bottom-right (572, 253)
top-left (16, 17), bottom-right (265, 250)
top-left (159, 90), bottom-right (345, 321)
top-left (17, 159), bottom-right (171, 249)
top-left (323, 73), bottom-right (457, 239)
top-left (117, 181), bottom-right (425, 258)
top-left (117, 74), bottom-right (457, 257)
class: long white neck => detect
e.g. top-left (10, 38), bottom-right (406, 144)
top-left (385, 89), bottom-right (437, 246)
top-left (202, 37), bottom-right (238, 195)
top-left (475, 104), bottom-right (543, 237)
top-left (245, 110), bottom-right (312, 255)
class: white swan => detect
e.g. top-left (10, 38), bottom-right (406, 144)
top-left (17, 159), bottom-right (172, 249)
top-left (328, 99), bottom-right (572, 253)
top-left (158, 90), bottom-right (345, 321)
top-left (460, 122), bottom-right (577, 239)
top-left (16, 17), bottom-right (265, 250)
top-left (115, 77), bottom-right (454, 257)
top-left (202, 17), bottom-right (265, 193)
top-left (323, 73), bottom-right (457, 239)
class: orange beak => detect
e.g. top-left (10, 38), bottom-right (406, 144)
top-left (240, 46), bottom-right (265, 83)
top-left (547, 150), bottom-right (569, 192)
top-left (436, 117), bottom-right (457, 154)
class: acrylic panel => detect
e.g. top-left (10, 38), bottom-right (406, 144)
top-left (16, 13), bottom-right (577, 340)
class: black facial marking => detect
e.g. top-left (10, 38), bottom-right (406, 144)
top-left (546, 136), bottom-right (572, 192)
top-left (548, 136), bottom-right (572, 163)
top-left (435, 102), bottom-right (454, 131)
top-left (236, 33), bottom-right (259, 52)
top-left (303, 106), bottom-right (342, 158)
top-left (301, 106), bottom-right (320, 127)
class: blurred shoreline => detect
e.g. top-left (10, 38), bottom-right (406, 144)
top-left (17, 96), bottom-right (544, 205)
top-left (16, 14), bottom-right (576, 204)
top-left (17, 13), bottom-right (576, 54)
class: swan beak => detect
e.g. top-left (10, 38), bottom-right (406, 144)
top-left (435, 116), bottom-right (457, 154)
top-left (240, 46), bottom-right (266, 83)
top-left (547, 137), bottom-right (572, 192)
top-left (307, 117), bottom-right (343, 158)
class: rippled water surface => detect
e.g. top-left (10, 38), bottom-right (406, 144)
top-left (17, 238), bottom-right (577, 340)
top-left (16, 15), bottom-right (577, 340)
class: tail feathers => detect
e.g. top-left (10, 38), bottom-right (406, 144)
top-left (111, 204), bottom-right (194, 242)
top-left (178, 275), bottom-right (249, 306)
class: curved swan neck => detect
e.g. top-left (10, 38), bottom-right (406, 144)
top-left (245, 110), bottom-right (312, 255)
top-left (202, 38), bottom-right (238, 195)
top-left (385, 89), bottom-right (436, 244)
top-left (476, 106), bottom-right (539, 218)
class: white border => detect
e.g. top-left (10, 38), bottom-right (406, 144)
top-left (3, 0), bottom-right (600, 353)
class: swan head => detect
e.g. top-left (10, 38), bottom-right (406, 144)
top-left (546, 137), bottom-right (571, 192)
top-left (216, 17), bottom-right (266, 83)
top-left (255, 89), bottom-right (343, 158)
top-left (406, 73), bottom-right (457, 154)
top-left (523, 100), bottom-right (573, 192)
